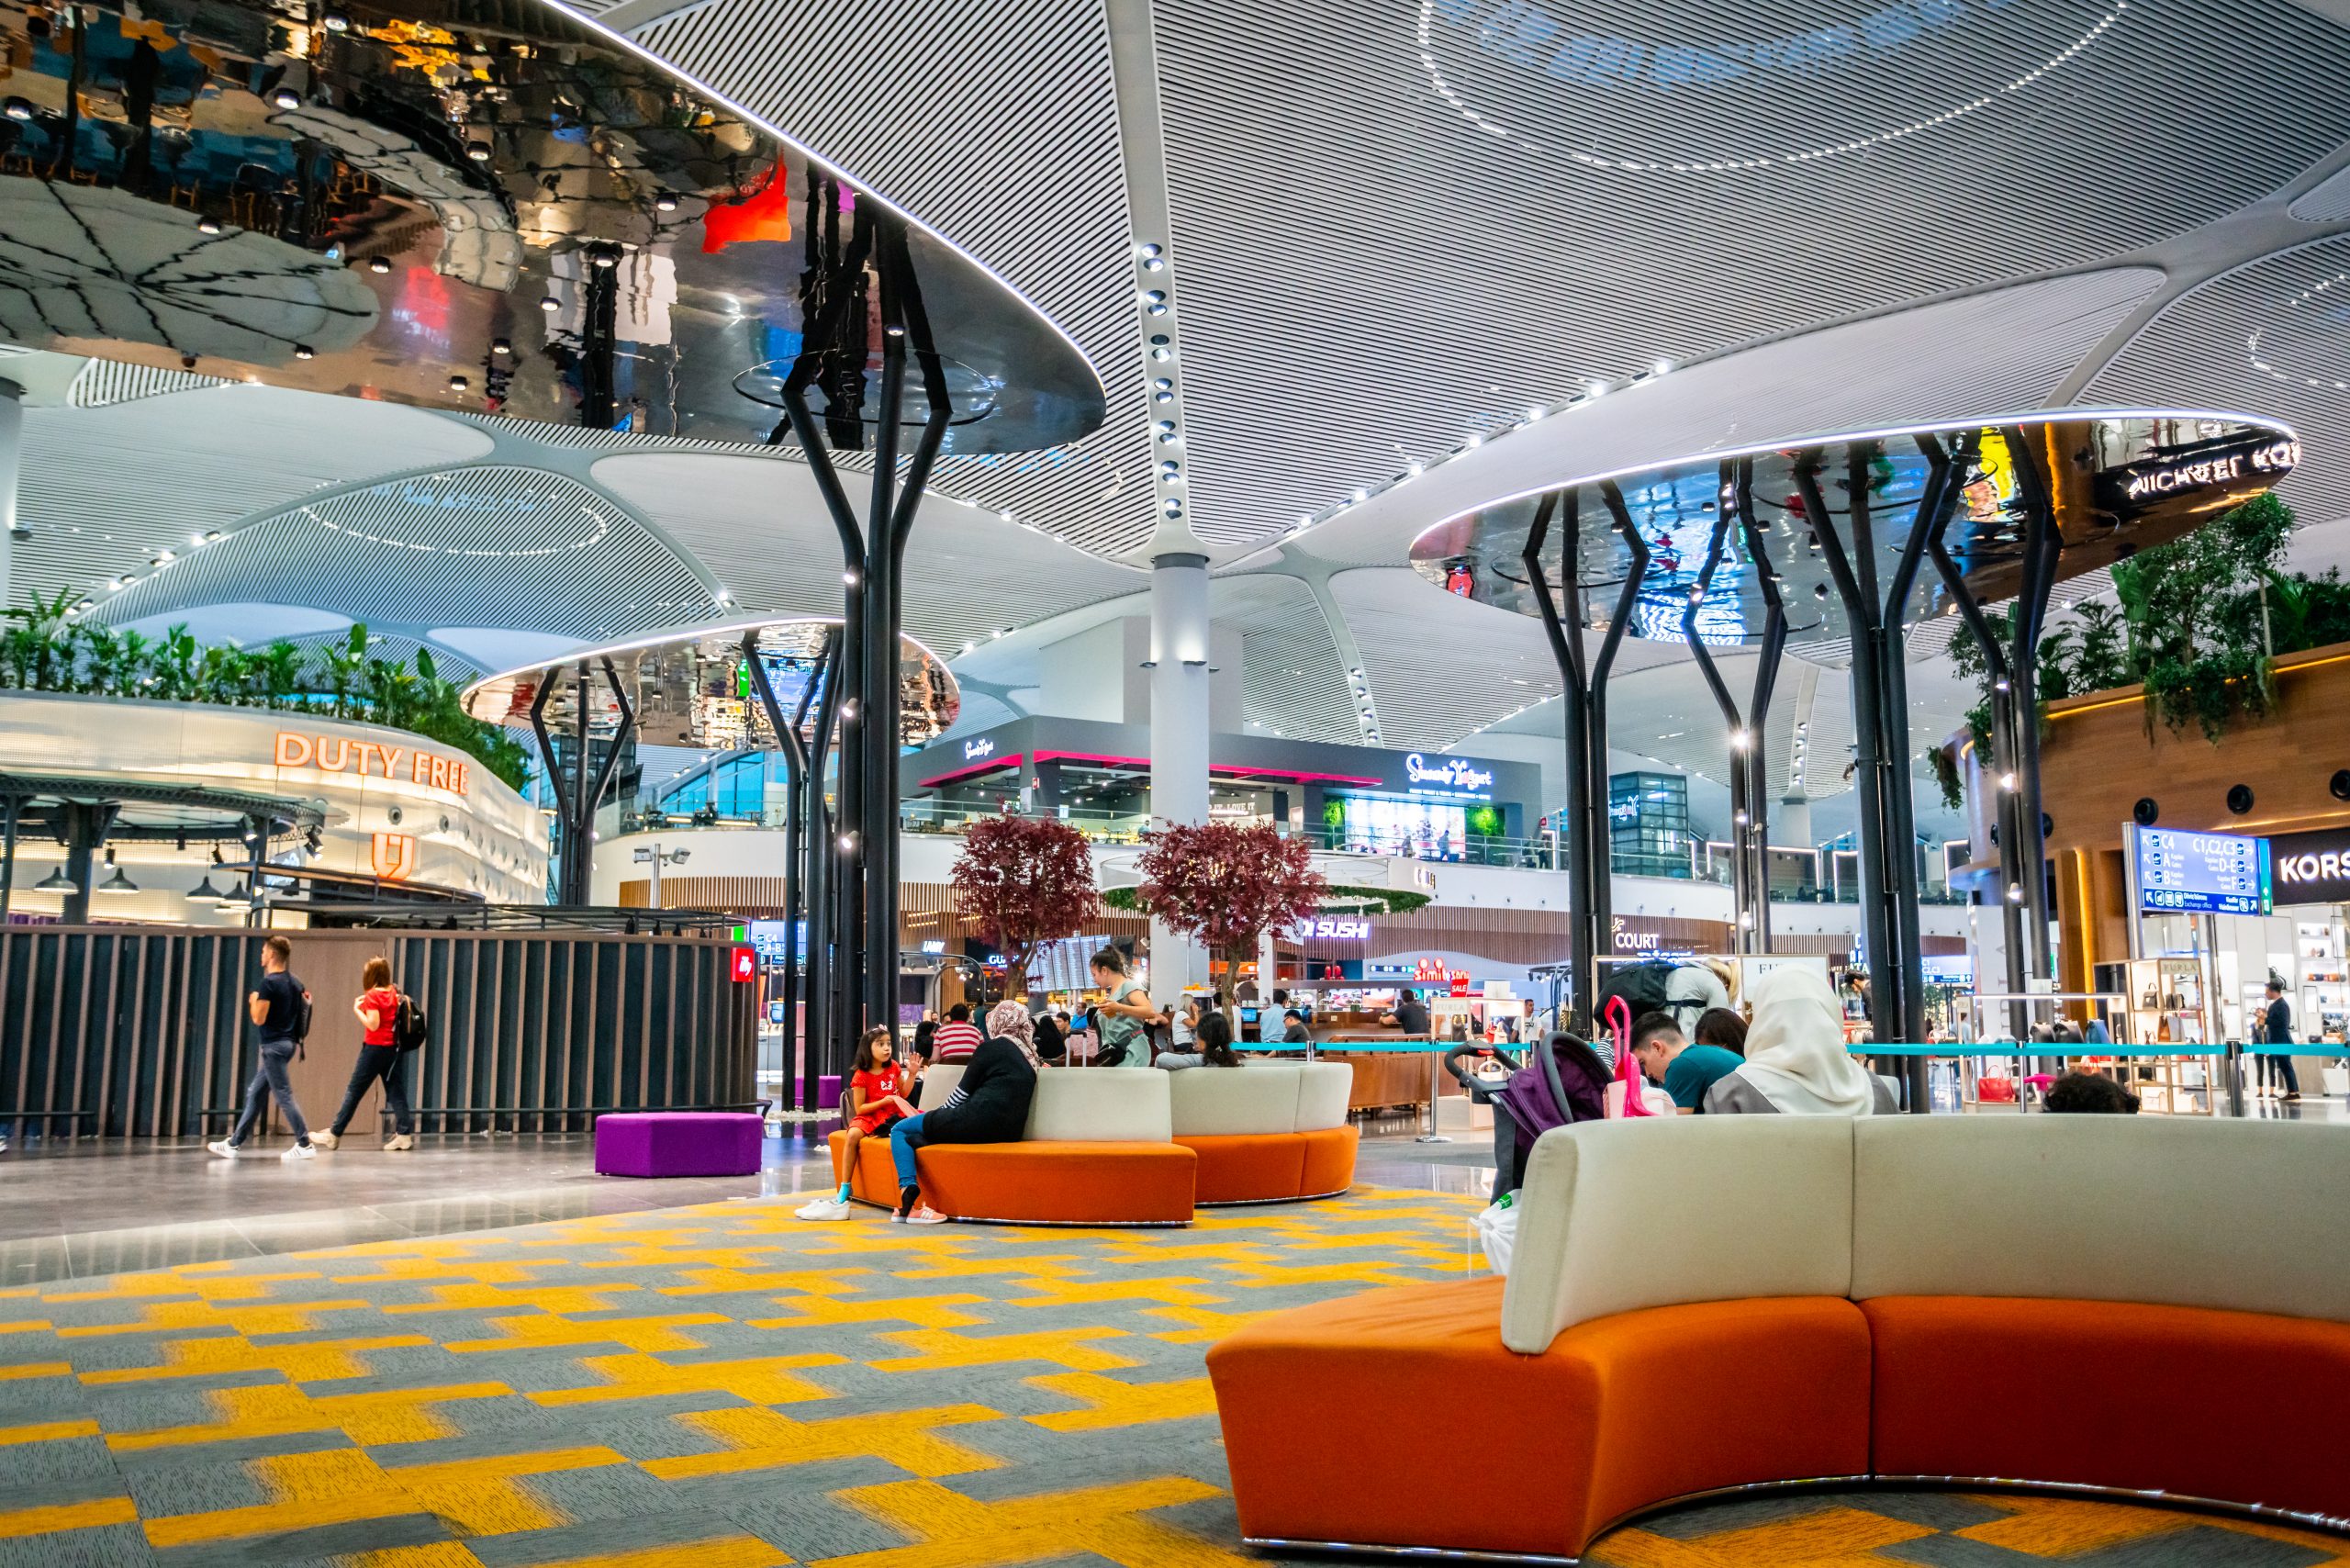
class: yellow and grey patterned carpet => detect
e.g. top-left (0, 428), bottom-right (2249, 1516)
top-left (0, 1183), bottom-right (2338, 1566)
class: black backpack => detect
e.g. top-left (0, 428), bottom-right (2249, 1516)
top-left (288, 975), bottom-right (314, 1058)
top-left (393, 993), bottom-right (429, 1052)
top-left (1595, 959), bottom-right (1676, 1026)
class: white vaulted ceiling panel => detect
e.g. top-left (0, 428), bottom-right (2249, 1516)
top-left (12, 385), bottom-right (496, 611)
top-left (588, 450), bottom-right (1147, 655)
top-left (1150, 0), bottom-right (2350, 548)
top-left (2083, 237), bottom-right (2350, 528)
top-left (1214, 573), bottom-right (1359, 745)
top-left (95, 468), bottom-right (711, 642)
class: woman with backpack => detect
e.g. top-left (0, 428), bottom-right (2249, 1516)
top-left (312, 957), bottom-right (418, 1151)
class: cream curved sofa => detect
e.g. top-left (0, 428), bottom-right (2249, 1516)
top-left (1208, 1115), bottom-right (2350, 1561)
top-left (831, 1067), bottom-right (1194, 1226)
top-left (1168, 1061), bottom-right (1357, 1204)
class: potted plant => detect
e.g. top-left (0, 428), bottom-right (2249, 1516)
top-left (949, 812), bottom-right (1102, 996)
top-left (1129, 820), bottom-right (1328, 1009)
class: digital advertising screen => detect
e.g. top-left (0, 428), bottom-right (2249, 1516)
top-left (2133, 825), bottom-right (2271, 916)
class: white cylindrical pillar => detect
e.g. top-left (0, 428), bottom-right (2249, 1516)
top-left (1148, 532), bottom-right (1212, 998)
top-left (0, 378), bottom-right (21, 615)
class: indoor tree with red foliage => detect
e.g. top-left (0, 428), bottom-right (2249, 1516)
top-left (1132, 821), bottom-right (1327, 1007)
top-left (949, 812), bottom-right (1102, 996)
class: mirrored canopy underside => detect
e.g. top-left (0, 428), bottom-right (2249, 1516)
top-left (1408, 412), bottom-right (2300, 645)
top-left (460, 618), bottom-right (957, 749)
top-left (0, 0), bottom-right (1102, 452)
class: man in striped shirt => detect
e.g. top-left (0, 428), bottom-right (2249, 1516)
top-left (930, 1002), bottom-right (984, 1063)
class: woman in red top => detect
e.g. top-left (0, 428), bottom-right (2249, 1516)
top-left (313, 956), bottom-right (417, 1152)
top-left (798, 1026), bottom-right (915, 1220)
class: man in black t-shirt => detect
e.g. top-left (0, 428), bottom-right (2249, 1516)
top-left (209, 935), bottom-right (319, 1159)
top-left (1382, 989), bottom-right (1431, 1036)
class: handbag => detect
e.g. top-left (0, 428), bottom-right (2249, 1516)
top-left (1599, 996), bottom-right (1665, 1118)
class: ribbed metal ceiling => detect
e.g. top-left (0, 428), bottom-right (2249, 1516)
top-left (618, 0), bottom-right (1156, 556)
top-left (2085, 237), bottom-right (2350, 526)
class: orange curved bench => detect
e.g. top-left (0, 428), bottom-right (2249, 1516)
top-left (1208, 1117), bottom-right (2350, 1561)
top-left (1176, 1126), bottom-right (1358, 1204)
top-left (829, 1128), bottom-right (1195, 1226)
top-left (1169, 1062), bottom-right (1357, 1204)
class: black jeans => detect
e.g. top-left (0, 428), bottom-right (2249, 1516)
top-left (229, 1039), bottom-right (308, 1146)
top-left (330, 1046), bottom-right (415, 1137)
top-left (2257, 1052), bottom-right (2301, 1093)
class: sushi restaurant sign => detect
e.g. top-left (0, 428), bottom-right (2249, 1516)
top-left (274, 730), bottom-right (471, 796)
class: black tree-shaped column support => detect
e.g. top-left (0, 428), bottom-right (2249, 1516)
top-left (772, 196), bottom-right (953, 1074)
top-left (1998, 424), bottom-right (2068, 991)
top-left (1795, 438), bottom-right (1964, 1106)
top-left (1924, 440), bottom-right (2031, 1041)
top-left (1522, 482), bottom-right (1649, 1031)
top-left (745, 630), bottom-right (842, 1113)
top-left (1684, 457), bottom-right (1787, 952)
top-left (528, 657), bottom-right (634, 906)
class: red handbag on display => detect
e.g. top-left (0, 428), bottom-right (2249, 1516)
top-left (1977, 1076), bottom-right (2018, 1103)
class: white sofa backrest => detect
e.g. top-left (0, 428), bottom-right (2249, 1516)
top-left (1500, 1118), bottom-right (1857, 1355)
top-left (1852, 1116), bottom-right (2350, 1323)
top-left (916, 1065), bottom-right (965, 1112)
top-left (1169, 1063), bottom-right (1300, 1136)
top-left (1024, 1067), bottom-right (1172, 1142)
top-left (1295, 1062), bottom-right (1352, 1130)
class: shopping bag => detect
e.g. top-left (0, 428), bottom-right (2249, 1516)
top-left (2322, 1064), bottom-right (2348, 1096)
top-left (1473, 1195), bottom-right (1518, 1276)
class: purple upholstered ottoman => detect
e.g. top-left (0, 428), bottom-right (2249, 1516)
top-left (594, 1112), bottom-right (764, 1178)
top-left (817, 1074), bottom-right (842, 1111)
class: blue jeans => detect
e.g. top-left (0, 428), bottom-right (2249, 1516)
top-left (230, 1039), bottom-right (308, 1146)
top-left (890, 1113), bottom-right (929, 1190)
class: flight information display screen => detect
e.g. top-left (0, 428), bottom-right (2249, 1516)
top-left (2133, 826), bottom-right (2271, 915)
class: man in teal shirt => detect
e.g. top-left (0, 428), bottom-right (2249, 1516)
top-left (1629, 1012), bottom-right (1742, 1113)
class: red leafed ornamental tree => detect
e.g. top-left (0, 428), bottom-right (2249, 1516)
top-left (1132, 821), bottom-right (1327, 1007)
top-left (950, 813), bottom-right (1102, 995)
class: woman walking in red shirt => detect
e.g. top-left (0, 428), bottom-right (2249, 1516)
top-left (311, 957), bottom-right (417, 1151)
top-left (798, 1026), bottom-right (916, 1220)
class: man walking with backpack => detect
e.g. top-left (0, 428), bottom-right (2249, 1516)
top-left (313, 956), bottom-right (421, 1151)
top-left (208, 935), bottom-right (319, 1160)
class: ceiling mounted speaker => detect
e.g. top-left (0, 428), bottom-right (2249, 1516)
top-left (2132, 798), bottom-right (2159, 826)
top-left (2332, 769), bottom-right (2350, 802)
top-left (2227, 784), bottom-right (2255, 815)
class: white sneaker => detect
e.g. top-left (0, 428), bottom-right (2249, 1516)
top-left (282, 1143), bottom-right (317, 1161)
top-left (310, 1131), bottom-right (338, 1149)
top-left (206, 1139), bottom-right (238, 1159)
top-left (795, 1198), bottom-right (852, 1222)
top-left (903, 1204), bottom-right (949, 1226)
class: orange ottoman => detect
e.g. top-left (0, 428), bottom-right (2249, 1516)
top-left (1207, 1278), bottom-right (1872, 1560)
top-left (831, 1129), bottom-right (1196, 1226)
top-left (1175, 1125), bottom-right (1358, 1204)
top-left (1865, 1294), bottom-right (2350, 1525)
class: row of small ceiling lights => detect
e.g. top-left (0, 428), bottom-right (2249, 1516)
top-left (1288, 360), bottom-right (1678, 537)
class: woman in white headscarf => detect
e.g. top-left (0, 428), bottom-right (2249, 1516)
top-left (1704, 965), bottom-right (1897, 1114)
top-left (986, 1000), bottom-right (1045, 1069)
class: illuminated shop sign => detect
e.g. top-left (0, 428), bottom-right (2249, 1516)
top-left (2108, 438), bottom-right (2300, 505)
top-left (1403, 753), bottom-right (1495, 797)
top-left (1293, 916), bottom-right (1372, 941)
top-left (2271, 828), bottom-right (2350, 904)
top-left (275, 731), bottom-right (470, 795)
top-left (963, 737), bottom-right (996, 761)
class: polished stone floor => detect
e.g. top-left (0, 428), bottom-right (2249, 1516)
top-left (0, 1130), bottom-right (1490, 1288)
